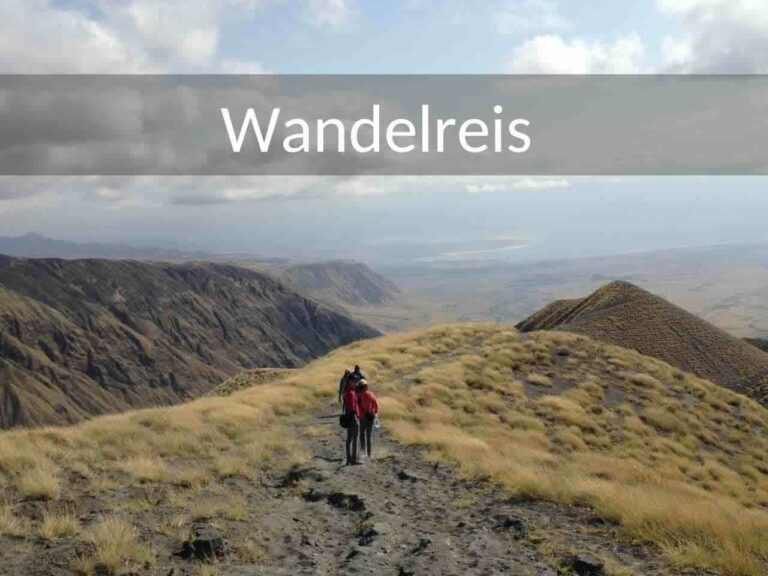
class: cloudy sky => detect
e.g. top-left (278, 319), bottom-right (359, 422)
top-left (1, 0), bottom-right (767, 263)
top-left (4, 0), bottom-right (767, 74)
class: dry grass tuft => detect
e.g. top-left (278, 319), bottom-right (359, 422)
top-left (76, 515), bottom-right (154, 575)
top-left (119, 456), bottom-right (168, 484)
top-left (17, 460), bottom-right (60, 501)
top-left (39, 507), bottom-right (80, 540)
top-left (0, 503), bottom-right (27, 537)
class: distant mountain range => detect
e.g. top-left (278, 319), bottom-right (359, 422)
top-left (517, 280), bottom-right (768, 405)
top-left (0, 233), bottom-right (287, 264)
top-left (0, 255), bottom-right (377, 428)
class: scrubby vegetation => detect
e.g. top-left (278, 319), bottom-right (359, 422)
top-left (2, 323), bottom-right (768, 575)
top-left (0, 380), bottom-right (311, 574)
top-left (312, 324), bottom-right (768, 575)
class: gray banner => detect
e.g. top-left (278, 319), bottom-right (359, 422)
top-left (1, 75), bottom-right (766, 175)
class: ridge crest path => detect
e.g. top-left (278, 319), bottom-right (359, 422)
top-left (230, 403), bottom-right (694, 576)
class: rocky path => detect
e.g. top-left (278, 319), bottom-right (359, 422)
top-left (0, 402), bottom-right (704, 576)
top-left (216, 403), bottom-right (692, 576)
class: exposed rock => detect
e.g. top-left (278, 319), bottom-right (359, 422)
top-left (177, 524), bottom-right (228, 561)
top-left (565, 553), bottom-right (605, 576)
top-left (397, 469), bottom-right (424, 482)
top-left (412, 537), bottom-right (431, 555)
top-left (281, 466), bottom-right (310, 487)
top-left (327, 492), bottom-right (366, 512)
top-left (303, 488), bottom-right (325, 503)
top-left (303, 489), bottom-right (366, 512)
top-left (357, 515), bottom-right (384, 546)
top-left (497, 514), bottom-right (528, 539)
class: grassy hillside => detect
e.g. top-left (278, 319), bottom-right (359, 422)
top-left (517, 281), bottom-right (768, 405)
top-left (2, 324), bottom-right (768, 574)
top-left (0, 255), bottom-right (377, 428)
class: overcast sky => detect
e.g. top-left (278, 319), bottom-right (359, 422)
top-left (2, 0), bottom-right (768, 263)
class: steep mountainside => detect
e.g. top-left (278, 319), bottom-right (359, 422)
top-left (745, 337), bottom-right (768, 354)
top-left (517, 280), bottom-right (768, 403)
top-left (278, 260), bottom-right (400, 308)
top-left (0, 255), bottom-right (377, 428)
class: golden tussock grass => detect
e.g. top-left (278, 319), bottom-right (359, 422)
top-left (2, 322), bottom-right (768, 575)
top-left (17, 460), bottom-right (61, 501)
top-left (0, 504), bottom-right (27, 537)
top-left (119, 456), bottom-right (168, 484)
top-left (75, 515), bottom-right (154, 575)
top-left (294, 323), bottom-right (768, 576)
top-left (38, 507), bottom-right (80, 540)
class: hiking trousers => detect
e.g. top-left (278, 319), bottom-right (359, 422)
top-left (359, 414), bottom-right (374, 457)
top-left (346, 417), bottom-right (359, 464)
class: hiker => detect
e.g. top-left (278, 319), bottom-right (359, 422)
top-left (342, 377), bottom-right (362, 465)
top-left (338, 369), bottom-right (351, 404)
top-left (351, 364), bottom-right (366, 383)
top-left (356, 379), bottom-right (379, 458)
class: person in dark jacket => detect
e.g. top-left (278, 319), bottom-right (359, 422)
top-left (351, 364), bottom-right (366, 382)
top-left (338, 369), bottom-right (351, 404)
top-left (342, 378), bottom-right (362, 465)
top-left (356, 379), bottom-right (379, 458)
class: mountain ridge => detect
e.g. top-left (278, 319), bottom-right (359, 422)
top-left (0, 232), bottom-right (287, 265)
top-left (277, 260), bottom-right (401, 308)
top-left (0, 255), bottom-right (378, 428)
top-left (517, 280), bottom-right (768, 404)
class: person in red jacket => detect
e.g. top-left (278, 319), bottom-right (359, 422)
top-left (356, 379), bottom-right (379, 458)
top-left (343, 378), bottom-right (362, 465)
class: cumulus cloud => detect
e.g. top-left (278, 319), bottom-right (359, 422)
top-left (503, 0), bottom-right (768, 74)
top-left (507, 33), bottom-right (646, 73)
top-left (0, 0), bottom-right (270, 73)
top-left (496, 0), bottom-right (569, 35)
top-left (305, 0), bottom-right (356, 31)
top-left (658, 0), bottom-right (768, 72)
top-left (0, 0), bottom-right (153, 73)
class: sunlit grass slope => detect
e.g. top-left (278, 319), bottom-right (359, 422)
top-left (0, 381), bottom-right (312, 573)
top-left (313, 324), bottom-right (768, 576)
top-left (2, 323), bottom-right (768, 575)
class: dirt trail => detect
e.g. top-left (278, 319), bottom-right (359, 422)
top-left (0, 402), bottom-right (701, 576)
top-left (214, 403), bottom-right (690, 576)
